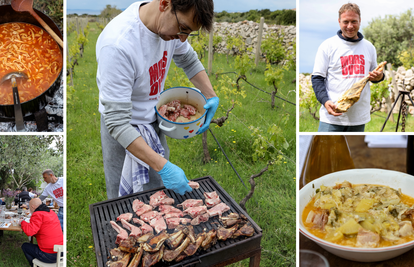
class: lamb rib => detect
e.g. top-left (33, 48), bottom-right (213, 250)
top-left (335, 61), bottom-right (386, 113)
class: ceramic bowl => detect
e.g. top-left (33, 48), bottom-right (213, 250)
top-left (299, 168), bottom-right (414, 262)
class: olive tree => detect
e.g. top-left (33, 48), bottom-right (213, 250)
top-left (363, 9), bottom-right (414, 65)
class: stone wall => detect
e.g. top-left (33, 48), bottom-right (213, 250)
top-left (212, 21), bottom-right (296, 61)
top-left (299, 67), bottom-right (414, 115)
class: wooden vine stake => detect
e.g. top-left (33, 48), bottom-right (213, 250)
top-left (202, 102), bottom-right (235, 163)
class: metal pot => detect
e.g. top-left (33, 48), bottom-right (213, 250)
top-left (154, 87), bottom-right (207, 139)
top-left (0, 5), bottom-right (63, 120)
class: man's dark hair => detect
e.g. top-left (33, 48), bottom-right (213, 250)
top-left (172, 0), bottom-right (214, 32)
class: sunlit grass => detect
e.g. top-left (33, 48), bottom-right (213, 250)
top-left (67, 23), bottom-right (296, 267)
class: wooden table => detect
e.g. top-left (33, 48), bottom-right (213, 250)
top-left (300, 135), bottom-right (412, 266)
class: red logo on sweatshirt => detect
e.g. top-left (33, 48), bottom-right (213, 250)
top-left (53, 187), bottom-right (63, 198)
top-left (340, 55), bottom-right (365, 76)
top-left (149, 51), bottom-right (168, 96)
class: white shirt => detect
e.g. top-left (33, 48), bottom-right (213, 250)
top-left (96, 1), bottom-right (190, 125)
top-left (40, 177), bottom-right (64, 207)
top-left (313, 34), bottom-right (378, 125)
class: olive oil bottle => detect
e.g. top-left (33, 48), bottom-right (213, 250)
top-left (300, 135), bottom-right (355, 188)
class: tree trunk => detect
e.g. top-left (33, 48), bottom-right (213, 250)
top-left (239, 163), bottom-right (270, 211)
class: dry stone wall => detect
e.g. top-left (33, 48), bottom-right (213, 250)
top-left (212, 21), bottom-right (296, 61)
top-left (299, 67), bottom-right (414, 115)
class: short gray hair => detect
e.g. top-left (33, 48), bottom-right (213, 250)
top-left (42, 169), bottom-right (54, 176)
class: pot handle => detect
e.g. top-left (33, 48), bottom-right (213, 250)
top-left (191, 87), bottom-right (201, 93)
top-left (159, 120), bottom-right (176, 132)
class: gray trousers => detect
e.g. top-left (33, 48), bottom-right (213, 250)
top-left (100, 115), bottom-right (170, 199)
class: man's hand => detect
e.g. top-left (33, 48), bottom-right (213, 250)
top-left (197, 97), bottom-right (219, 134)
top-left (324, 100), bottom-right (343, 116)
top-left (369, 70), bottom-right (384, 82)
top-left (369, 61), bottom-right (386, 82)
top-left (157, 161), bottom-right (192, 195)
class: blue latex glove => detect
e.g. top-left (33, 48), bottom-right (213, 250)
top-left (197, 96), bottom-right (219, 134)
top-left (157, 161), bottom-right (192, 195)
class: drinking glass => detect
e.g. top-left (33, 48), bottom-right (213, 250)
top-left (300, 250), bottom-right (329, 267)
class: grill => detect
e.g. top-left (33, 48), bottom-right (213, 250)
top-left (89, 176), bottom-right (262, 266)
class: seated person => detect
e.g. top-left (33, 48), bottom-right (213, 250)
top-left (0, 198), bottom-right (4, 205)
top-left (20, 198), bottom-right (63, 266)
top-left (14, 187), bottom-right (32, 205)
top-left (45, 199), bottom-right (52, 207)
top-left (28, 188), bottom-right (37, 198)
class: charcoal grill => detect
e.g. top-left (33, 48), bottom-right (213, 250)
top-left (89, 176), bottom-right (262, 266)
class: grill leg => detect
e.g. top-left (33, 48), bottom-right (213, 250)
top-left (249, 248), bottom-right (262, 267)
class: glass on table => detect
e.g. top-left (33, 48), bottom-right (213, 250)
top-left (300, 250), bottom-right (329, 267)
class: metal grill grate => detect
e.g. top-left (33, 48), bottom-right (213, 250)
top-left (89, 176), bottom-right (262, 267)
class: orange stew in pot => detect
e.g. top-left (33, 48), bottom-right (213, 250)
top-left (0, 22), bottom-right (62, 105)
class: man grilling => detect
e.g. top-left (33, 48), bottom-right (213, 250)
top-left (311, 3), bottom-right (385, 132)
top-left (96, 0), bottom-right (218, 199)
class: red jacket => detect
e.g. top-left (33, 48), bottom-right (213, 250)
top-left (21, 208), bottom-right (63, 254)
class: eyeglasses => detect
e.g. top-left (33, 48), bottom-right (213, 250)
top-left (174, 9), bottom-right (199, 37)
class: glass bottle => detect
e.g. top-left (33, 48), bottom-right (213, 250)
top-left (407, 135), bottom-right (414, 176)
top-left (299, 135), bottom-right (355, 188)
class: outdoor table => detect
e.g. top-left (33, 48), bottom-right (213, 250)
top-left (0, 209), bottom-right (33, 243)
top-left (299, 135), bottom-right (412, 266)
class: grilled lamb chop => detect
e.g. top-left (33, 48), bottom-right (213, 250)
top-left (136, 232), bottom-right (154, 244)
top-left (121, 219), bottom-right (142, 238)
top-left (142, 230), bottom-right (169, 252)
top-left (165, 227), bottom-right (189, 249)
top-left (158, 197), bottom-right (174, 206)
top-left (217, 223), bottom-right (239, 241)
top-left (232, 223), bottom-right (255, 238)
top-left (166, 218), bottom-right (192, 229)
top-left (140, 211), bottom-right (164, 223)
top-left (174, 252), bottom-right (187, 262)
top-left (149, 215), bottom-right (167, 234)
top-left (201, 229), bottom-right (217, 250)
top-left (132, 199), bottom-right (145, 213)
top-left (119, 237), bottom-right (140, 253)
top-left (135, 204), bottom-right (153, 217)
top-left (163, 237), bottom-right (191, 262)
top-left (207, 203), bottom-right (230, 217)
top-left (187, 225), bottom-right (196, 243)
top-left (204, 191), bottom-right (219, 199)
top-left (109, 248), bottom-right (126, 262)
top-left (110, 221), bottom-right (128, 245)
top-left (158, 205), bottom-right (182, 214)
top-left (149, 190), bottom-right (168, 207)
top-left (132, 218), bottom-right (154, 235)
top-left (141, 245), bottom-right (165, 267)
top-left (183, 206), bottom-right (208, 218)
top-left (164, 211), bottom-right (184, 219)
top-left (188, 181), bottom-right (199, 189)
top-left (106, 253), bottom-right (131, 267)
top-left (335, 61), bottom-right (387, 113)
top-left (183, 231), bottom-right (207, 256)
top-left (205, 197), bottom-right (221, 208)
top-left (191, 213), bottom-right (210, 225)
top-left (116, 213), bottom-right (133, 222)
top-left (177, 199), bottom-right (203, 210)
top-left (127, 245), bottom-right (144, 267)
top-left (219, 213), bottom-right (245, 227)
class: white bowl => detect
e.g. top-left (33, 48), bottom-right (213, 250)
top-left (299, 168), bottom-right (414, 262)
top-left (154, 87), bottom-right (207, 139)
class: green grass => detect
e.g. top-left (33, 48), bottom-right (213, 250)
top-left (0, 231), bottom-right (34, 266)
top-left (67, 23), bottom-right (296, 267)
top-left (299, 107), bottom-right (414, 132)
